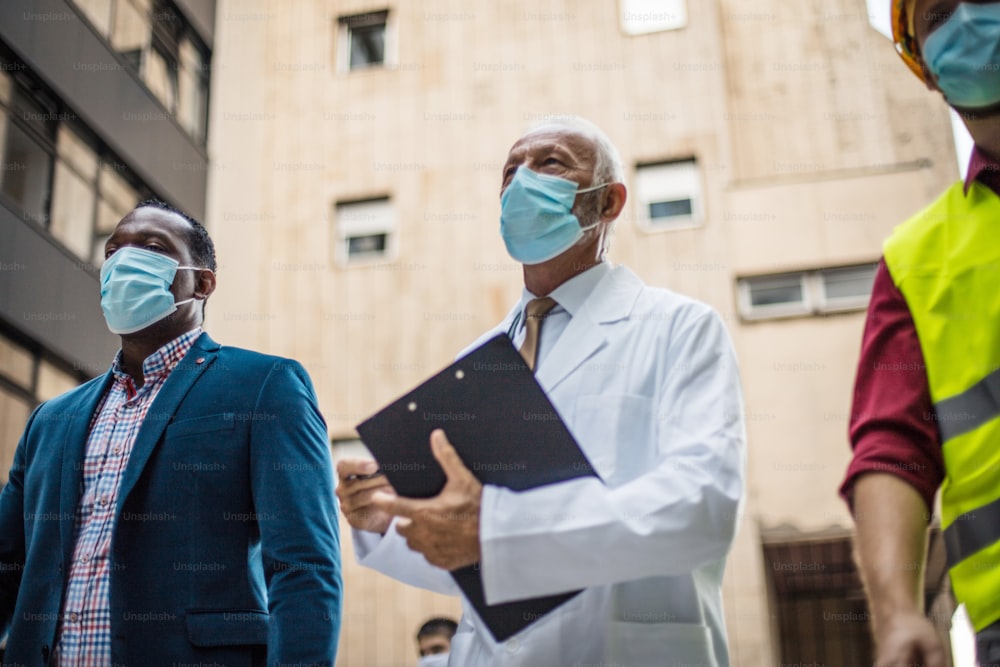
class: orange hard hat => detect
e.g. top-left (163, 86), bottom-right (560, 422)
top-left (891, 0), bottom-right (928, 81)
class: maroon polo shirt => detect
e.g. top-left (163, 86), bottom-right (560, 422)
top-left (840, 146), bottom-right (1000, 513)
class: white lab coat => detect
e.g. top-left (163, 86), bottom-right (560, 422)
top-left (355, 265), bottom-right (746, 667)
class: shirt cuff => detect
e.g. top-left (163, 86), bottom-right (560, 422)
top-left (352, 519), bottom-right (395, 563)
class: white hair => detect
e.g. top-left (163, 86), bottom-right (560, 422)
top-left (523, 116), bottom-right (625, 186)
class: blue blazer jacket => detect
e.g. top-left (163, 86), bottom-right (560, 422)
top-left (0, 333), bottom-right (342, 666)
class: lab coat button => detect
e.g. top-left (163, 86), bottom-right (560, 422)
top-left (504, 638), bottom-right (520, 654)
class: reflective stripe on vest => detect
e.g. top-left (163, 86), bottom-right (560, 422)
top-left (883, 180), bottom-right (1000, 632)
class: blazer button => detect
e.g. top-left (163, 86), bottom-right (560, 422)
top-left (41, 644), bottom-right (50, 661)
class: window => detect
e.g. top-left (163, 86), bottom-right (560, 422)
top-left (70, 0), bottom-right (211, 144)
top-left (620, 0), bottom-right (688, 35)
top-left (1, 119), bottom-right (52, 225)
top-left (0, 329), bottom-right (86, 484)
top-left (76, 0), bottom-right (114, 35)
top-left (96, 162), bottom-right (141, 244)
top-left (0, 53), bottom-right (155, 265)
top-left (743, 273), bottom-right (809, 318)
top-left (738, 263), bottom-right (878, 321)
top-left (0, 386), bottom-right (31, 485)
top-left (334, 197), bottom-right (395, 265)
top-left (338, 10), bottom-right (390, 71)
top-left (177, 37), bottom-right (208, 140)
top-left (0, 332), bottom-right (34, 388)
top-left (0, 82), bottom-right (56, 226)
top-left (633, 159), bottom-right (702, 231)
top-left (111, 0), bottom-right (149, 62)
top-left (818, 265), bottom-right (878, 312)
top-left (37, 359), bottom-right (81, 402)
top-left (50, 126), bottom-right (99, 258)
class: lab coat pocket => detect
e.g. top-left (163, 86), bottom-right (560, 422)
top-left (572, 393), bottom-right (657, 486)
top-left (608, 620), bottom-right (714, 667)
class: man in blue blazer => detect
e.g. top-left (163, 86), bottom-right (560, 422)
top-left (0, 201), bottom-right (341, 666)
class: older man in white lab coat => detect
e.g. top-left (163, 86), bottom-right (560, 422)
top-left (337, 118), bottom-right (746, 667)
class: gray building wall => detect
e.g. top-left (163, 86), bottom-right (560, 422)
top-left (0, 0), bottom-right (214, 374)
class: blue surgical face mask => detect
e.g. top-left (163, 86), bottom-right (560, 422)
top-left (922, 3), bottom-right (1000, 109)
top-left (100, 246), bottom-right (203, 334)
top-left (418, 653), bottom-right (450, 667)
top-left (500, 167), bottom-right (608, 265)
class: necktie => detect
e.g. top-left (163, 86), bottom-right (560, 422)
top-left (519, 297), bottom-right (557, 372)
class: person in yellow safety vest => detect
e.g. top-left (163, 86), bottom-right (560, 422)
top-left (841, 1), bottom-right (1000, 666)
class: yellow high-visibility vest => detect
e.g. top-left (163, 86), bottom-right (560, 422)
top-left (884, 180), bottom-right (1000, 632)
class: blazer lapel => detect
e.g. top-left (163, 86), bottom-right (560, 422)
top-left (535, 266), bottom-right (644, 393)
top-left (115, 333), bottom-right (220, 518)
top-left (60, 372), bottom-right (115, 569)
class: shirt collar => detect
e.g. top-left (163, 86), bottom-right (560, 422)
top-left (518, 262), bottom-right (611, 325)
top-left (111, 327), bottom-right (203, 383)
top-left (964, 145), bottom-right (1000, 196)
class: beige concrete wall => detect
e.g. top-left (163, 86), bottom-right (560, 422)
top-left (206, 0), bottom-right (959, 664)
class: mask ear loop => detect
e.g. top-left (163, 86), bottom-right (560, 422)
top-left (574, 182), bottom-right (611, 232)
top-left (576, 182), bottom-right (609, 194)
top-left (174, 266), bottom-right (213, 304)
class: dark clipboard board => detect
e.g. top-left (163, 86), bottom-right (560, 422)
top-left (355, 333), bottom-right (598, 641)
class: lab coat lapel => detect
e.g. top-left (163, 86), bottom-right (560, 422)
top-left (115, 333), bottom-right (220, 518)
top-left (60, 372), bottom-right (115, 570)
top-left (534, 266), bottom-right (642, 393)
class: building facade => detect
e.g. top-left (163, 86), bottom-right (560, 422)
top-left (0, 0), bottom-right (215, 479)
top-left (0, 0), bottom-right (960, 664)
top-left (206, 0), bottom-right (962, 664)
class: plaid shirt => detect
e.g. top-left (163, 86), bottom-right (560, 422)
top-left (54, 329), bottom-right (202, 667)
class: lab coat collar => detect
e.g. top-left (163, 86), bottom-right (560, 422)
top-left (534, 264), bottom-right (643, 392)
top-left (477, 264), bottom-right (644, 394)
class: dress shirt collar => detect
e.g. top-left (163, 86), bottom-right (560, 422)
top-left (110, 327), bottom-right (203, 384)
top-left (964, 145), bottom-right (1000, 197)
top-left (518, 262), bottom-right (611, 327)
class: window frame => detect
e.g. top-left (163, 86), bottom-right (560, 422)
top-left (816, 264), bottom-right (879, 314)
top-left (0, 50), bottom-right (158, 268)
top-left (336, 10), bottom-right (393, 73)
top-left (633, 158), bottom-right (703, 233)
top-left (67, 0), bottom-right (211, 145)
top-left (333, 196), bottom-right (397, 267)
top-left (0, 326), bottom-right (88, 484)
top-left (738, 263), bottom-right (878, 321)
top-left (738, 272), bottom-right (812, 321)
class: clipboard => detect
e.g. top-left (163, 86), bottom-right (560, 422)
top-left (355, 333), bottom-right (598, 641)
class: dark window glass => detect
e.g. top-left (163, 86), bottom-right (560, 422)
top-left (649, 198), bottom-right (693, 220)
top-left (10, 87), bottom-right (53, 139)
top-left (350, 23), bottom-right (386, 69)
top-left (348, 233), bottom-right (387, 256)
top-left (84, 0), bottom-right (209, 145)
top-left (0, 51), bottom-right (157, 262)
top-left (748, 274), bottom-right (804, 307)
top-left (1, 121), bottom-right (52, 225)
top-left (821, 264), bottom-right (877, 301)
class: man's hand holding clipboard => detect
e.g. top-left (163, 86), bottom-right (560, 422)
top-left (335, 459), bottom-right (395, 535)
top-left (336, 333), bottom-right (599, 641)
top-left (375, 430), bottom-right (483, 571)
top-left (337, 430), bottom-right (484, 570)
